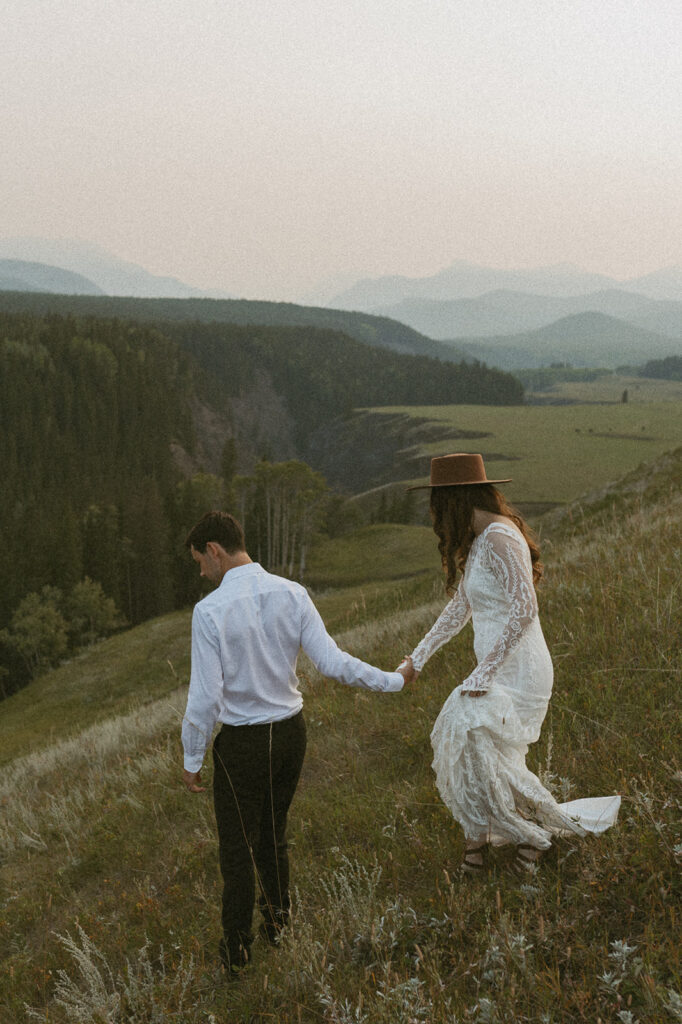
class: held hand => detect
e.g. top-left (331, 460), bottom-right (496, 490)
top-left (183, 769), bottom-right (206, 793)
top-left (397, 655), bottom-right (419, 685)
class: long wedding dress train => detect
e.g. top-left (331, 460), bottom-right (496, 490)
top-left (411, 522), bottom-right (620, 848)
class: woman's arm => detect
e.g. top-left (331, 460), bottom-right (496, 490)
top-left (459, 527), bottom-right (538, 694)
top-left (409, 583), bottom-right (472, 673)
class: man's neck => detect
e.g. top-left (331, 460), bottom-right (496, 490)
top-left (220, 550), bottom-right (253, 577)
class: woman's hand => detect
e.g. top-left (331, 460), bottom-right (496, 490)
top-left (397, 655), bottom-right (419, 685)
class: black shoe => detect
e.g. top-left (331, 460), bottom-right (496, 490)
top-left (259, 909), bottom-right (289, 947)
top-left (218, 936), bottom-right (251, 977)
top-left (259, 921), bottom-right (282, 947)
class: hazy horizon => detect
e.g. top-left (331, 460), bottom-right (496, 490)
top-left (4, 0), bottom-right (681, 301)
top-left (4, 235), bottom-right (682, 307)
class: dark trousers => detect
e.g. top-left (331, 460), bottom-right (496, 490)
top-left (212, 711), bottom-right (307, 964)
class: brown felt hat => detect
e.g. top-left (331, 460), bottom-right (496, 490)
top-left (408, 452), bottom-right (512, 490)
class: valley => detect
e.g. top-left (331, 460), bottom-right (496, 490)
top-left (347, 393), bottom-right (682, 508)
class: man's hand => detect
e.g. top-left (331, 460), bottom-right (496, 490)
top-left (183, 769), bottom-right (206, 793)
top-left (397, 656), bottom-right (419, 685)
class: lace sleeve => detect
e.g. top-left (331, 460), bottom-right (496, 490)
top-left (460, 526), bottom-right (538, 693)
top-left (409, 584), bottom-right (472, 672)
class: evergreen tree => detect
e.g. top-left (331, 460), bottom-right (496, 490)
top-left (120, 479), bottom-right (173, 624)
top-left (169, 473), bottom-right (227, 605)
top-left (220, 438), bottom-right (238, 488)
top-left (82, 504), bottom-right (123, 604)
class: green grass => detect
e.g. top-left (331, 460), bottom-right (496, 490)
top-left (311, 573), bottom-right (442, 635)
top-left (1, 452), bottom-right (680, 1023)
top-left (306, 523), bottom-right (437, 589)
top-left (364, 401), bottom-right (682, 505)
top-left (307, 523), bottom-right (444, 639)
top-left (526, 373), bottom-right (682, 404)
top-left (0, 611), bottom-right (191, 766)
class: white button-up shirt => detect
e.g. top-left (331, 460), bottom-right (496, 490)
top-left (182, 562), bottom-right (403, 771)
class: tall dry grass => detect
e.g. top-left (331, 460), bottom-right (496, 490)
top-left (1, 452), bottom-right (680, 1023)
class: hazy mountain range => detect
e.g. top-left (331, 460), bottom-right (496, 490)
top-left (0, 259), bottom-right (105, 296)
top-left (376, 289), bottom-right (682, 342)
top-left (0, 238), bottom-right (232, 299)
top-left (449, 312), bottom-right (680, 370)
top-left (1, 241), bottom-right (680, 369)
top-left (327, 260), bottom-right (682, 367)
top-left (330, 260), bottom-right (682, 309)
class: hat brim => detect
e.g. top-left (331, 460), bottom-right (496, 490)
top-left (407, 477), bottom-right (512, 491)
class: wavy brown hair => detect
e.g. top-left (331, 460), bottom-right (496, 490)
top-left (430, 484), bottom-right (543, 595)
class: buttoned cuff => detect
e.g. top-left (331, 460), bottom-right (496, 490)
top-left (183, 753), bottom-right (205, 773)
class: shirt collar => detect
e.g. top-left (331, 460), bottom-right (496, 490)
top-left (218, 562), bottom-right (264, 587)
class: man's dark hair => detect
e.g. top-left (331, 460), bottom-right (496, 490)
top-left (185, 511), bottom-right (246, 554)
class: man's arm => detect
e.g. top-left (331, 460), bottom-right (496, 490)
top-left (300, 593), bottom-right (404, 691)
top-left (182, 605), bottom-right (223, 787)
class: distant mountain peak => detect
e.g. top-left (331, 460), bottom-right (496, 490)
top-left (0, 237), bottom-right (233, 300)
top-left (629, 265), bottom-right (682, 283)
top-left (0, 258), bottom-right (104, 296)
top-left (330, 259), bottom-right (682, 314)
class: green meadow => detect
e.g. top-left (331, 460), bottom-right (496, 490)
top-left (369, 399), bottom-right (682, 505)
top-left (1, 447), bottom-right (680, 1023)
top-left (525, 374), bottom-right (682, 406)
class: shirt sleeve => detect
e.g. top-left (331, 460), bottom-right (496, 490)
top-left (460, 527), bottom-right (538, 693)
top-left (182, 604), bottom-right (224, 772)
top-left (409, 583), bottom-right (472, 672)
top-left (300, 593), bottom-right (404, 692)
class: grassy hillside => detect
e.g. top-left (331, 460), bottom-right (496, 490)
top-left (364, 401), bottom-right (682, 507)
top-left (0, 611), bottom-right (192, 766)
top-left (306, 523), bottom-right (436, 589)
top-left (0, 452), bottom-right (679, 1022)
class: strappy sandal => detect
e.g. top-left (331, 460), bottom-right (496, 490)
top-left (514, 844), bottom-right (544, 872)
top-left (461, 843), bottom-right (488, 875)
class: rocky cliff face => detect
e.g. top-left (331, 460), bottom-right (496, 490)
top-left (172, 369), bottom-right (298, 477)
top-left (176, 389), bottom-right (518, 500)
top-left (305, 410), bottom-right (490, 492)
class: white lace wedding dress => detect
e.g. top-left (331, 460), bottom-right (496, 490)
top-left (410, 522), bottom-right (620, 848)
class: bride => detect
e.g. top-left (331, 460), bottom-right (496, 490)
top-left (401, 453), bottom-right (620, 873)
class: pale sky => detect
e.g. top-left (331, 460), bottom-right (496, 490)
top-left (3, 0), bottom-right (681, 300)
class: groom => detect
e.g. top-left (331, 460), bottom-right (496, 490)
top-left (181, 511), bottom-right (410, 973)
